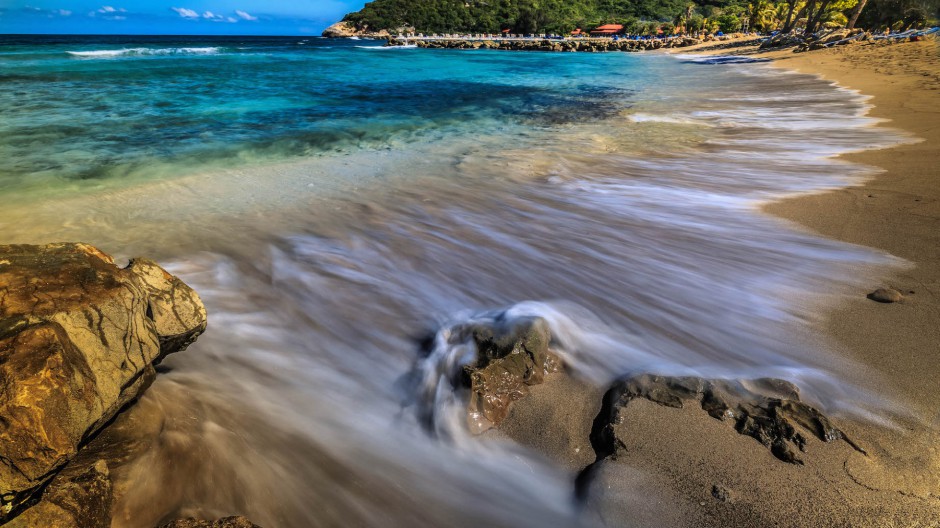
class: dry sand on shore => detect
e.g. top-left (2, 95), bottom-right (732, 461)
top-left (495, 38), bottom-right (940, 527)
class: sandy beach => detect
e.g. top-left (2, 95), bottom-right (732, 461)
top-left (500, 37), bottom-right (940, 528)
top-left (582, 36), bottom-right (940, 527)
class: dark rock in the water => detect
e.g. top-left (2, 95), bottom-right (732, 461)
top-left (868, 288), bottom-right (903, 303)
top-left (0, 243), bottom-right (207, 519)
top-left (158, 516), bottom-right (262, 528)
top-left (592, 375), bottom-right (864, 465)
top-left (4, 460), bottom-right (112, 528)
top-left (447, 316), bottom-right (561, 433)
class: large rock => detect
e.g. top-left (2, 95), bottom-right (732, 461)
top-left (3, 460), bottom-right (113, 528)
top-left (0, 243), bottom-right (206, 519)
top-left (591, 375), bottom-right (864, 465)
top-left (321, 21), bottom-right (358, 38)
top-left (321, 21), bottom-right (391, 39)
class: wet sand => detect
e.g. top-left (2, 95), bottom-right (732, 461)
top-left (495, 38), bottom-right (940, 527)
top-left (765, 37), bottom-right (940, 524)
top-left (765, 39), bottom-right (940, 412)
top-left (571, 37), bottom-right (940, 526)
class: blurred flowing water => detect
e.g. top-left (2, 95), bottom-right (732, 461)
top-left (0, 36), bottom-right (907, 526)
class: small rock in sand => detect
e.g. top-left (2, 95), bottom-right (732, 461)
top-left (711, 484), bottom-right (731, 502)
top-left (868, 288), bottom-right (904, 303)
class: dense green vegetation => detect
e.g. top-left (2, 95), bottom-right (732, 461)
top-left (341, 0), bottom-right (939, 35)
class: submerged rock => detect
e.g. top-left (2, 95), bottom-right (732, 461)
top-left (459, 316), bottom-right (561, 432)
top-left (591, 375), bottom-right (864, 465)
top-left (430, 314), bottom-right (561, 433)
top-left (0, 243), bottom-right (206, 520)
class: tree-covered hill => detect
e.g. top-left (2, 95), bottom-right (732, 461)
top-left (339, 0), bottom-right (938, 35)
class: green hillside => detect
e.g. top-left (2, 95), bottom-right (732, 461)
top-left (340, 0), bottom-right (938, 35)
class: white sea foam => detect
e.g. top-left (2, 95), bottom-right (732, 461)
top-left (67, 47), bottom-right (221, 58)
top-left (356, 44), bottom-right (418, 50)
top-left (628, 113), bottom-right (712, 126)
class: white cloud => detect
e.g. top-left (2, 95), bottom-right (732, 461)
top-left (202, 10), bottom-right (223, 20)
top-left (235, 10), bottom-right (257, 21)
top-left (21, 6), bottom-right (74, 17)
top-left (172, 7), bottom-right (199, 18)
top-left (92, 6), bottom-right (127, 19)
top-left (227, 16), bottom-right (237, 23)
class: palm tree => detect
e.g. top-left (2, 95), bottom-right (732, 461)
top-left (846, 0), bottom-right (868, 28)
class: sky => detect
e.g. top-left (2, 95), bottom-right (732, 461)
top-left (0, 1), bottom-right (369, 35)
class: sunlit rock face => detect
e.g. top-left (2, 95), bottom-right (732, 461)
top-left (0, 243), bottom-right (207, 520)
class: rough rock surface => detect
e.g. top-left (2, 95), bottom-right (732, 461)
top-left (591, 375), bottom-right (864, 465)
top-left (321, 21), bottom-right (390, 38)
top-left (158, 516), bottom-right (262, 528)
top-left (447, 316), bottom-right (560, 432)
top-left (0, 243), bottom-right (206, 519)
top-left (760, 28), bottom-right (870, 52)
top-left (321, 21), bottom-right (358, 38)
top-left (3, 460), bottom-right (112, 528)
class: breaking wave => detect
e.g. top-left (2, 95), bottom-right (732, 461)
top-left (67, 47), bottom-right (221, 58)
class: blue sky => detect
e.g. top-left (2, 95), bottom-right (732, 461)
top-left (0, 1), bottom-right (368, 34)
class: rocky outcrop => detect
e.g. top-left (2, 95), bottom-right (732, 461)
top-left (158, 516), bottom-right (262, 528)
top-left (591, 375), bottom-right (864, 465)
top-left (0, 243), bottom-right (206, 521)
top-left (760, 28), bottom-right (871, 52)
top-left (322, 21), bottom-right (358, 38)
top-left (390, 36), bottom-right (708, 52)
top-left (3, 460), bottom-right (112, 528)
top-left (321, 21), bottom-right (391, 38)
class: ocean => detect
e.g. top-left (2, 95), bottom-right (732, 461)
top-left (0, 35), bottom-right (906, 526)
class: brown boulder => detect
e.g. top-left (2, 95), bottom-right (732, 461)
top-left (449, 316), bottom-right (561, 433)
top-left (0, 243), bottom-right (206, 518)
top-left (4, 460), bottom-right (112, 528)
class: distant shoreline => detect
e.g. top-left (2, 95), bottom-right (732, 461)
top-left (382, 33), bottom-right (752, 52)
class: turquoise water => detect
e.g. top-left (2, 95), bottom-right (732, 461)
top-left (0, 36), bottom-right (909, 527)
top-left (0, 35), bottom-right (647, 195)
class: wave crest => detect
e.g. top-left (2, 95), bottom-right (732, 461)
top-left (67, 47), bottom-right (221, 58)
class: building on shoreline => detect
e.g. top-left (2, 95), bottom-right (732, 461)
top-left (590, 24), bottom-right (625, 36)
